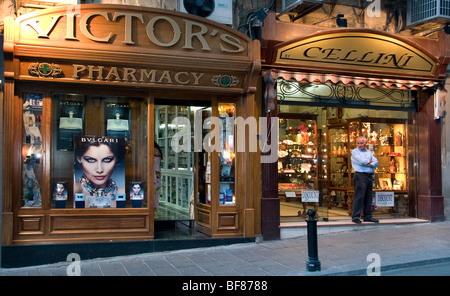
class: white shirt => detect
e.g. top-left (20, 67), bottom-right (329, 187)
top-left (351, 147), bottom-right (378, 173)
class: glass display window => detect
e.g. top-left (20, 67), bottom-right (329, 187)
top-left (48, 94), bottom-right (148, 209)
top-left (277, 113), bottom-right (327, 220)
top-left (278, 105), bottom-right (411, 221)
top-left (347, 117), bottom-right (409, 217)
top-left (218, 102), bottom-right (236, 206)
top-left (22, 93), bottom-right (44, 208)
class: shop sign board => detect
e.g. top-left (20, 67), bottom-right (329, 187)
top-left (4, 5), bottom-right (259, 90)
top-left (13, 5), bottom-right (249, 55)
top-left (274, 31), bottom-right (438, 78)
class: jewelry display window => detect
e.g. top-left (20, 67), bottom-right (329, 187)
top-left (277, 114), bottom-right (328, 219)
top-left (347, 117), bottom-right (409, 217)
top-left (48, 94), bottom-right (148, 209)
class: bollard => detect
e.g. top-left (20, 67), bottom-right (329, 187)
top-left (306, 209), bottom-right (321, 272)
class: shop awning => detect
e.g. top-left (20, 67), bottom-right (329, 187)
top-left (263, 70), bottom-right (446, 115)
top-left (267, 69), bottom-right (439, 90)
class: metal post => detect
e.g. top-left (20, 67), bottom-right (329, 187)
top-left (306, 209), bottom-right (321, 272)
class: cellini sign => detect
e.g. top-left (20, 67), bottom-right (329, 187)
top-left (274, 31), bottom-right (438, 77)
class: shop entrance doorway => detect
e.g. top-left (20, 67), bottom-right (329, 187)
top-left (278, 105), bottom-right (411, 222)
top-left (154, 100), bottom-right (210, 239)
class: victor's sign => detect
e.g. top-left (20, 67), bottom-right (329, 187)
top-left (274, 31), bottom-right (438, 77)
top-left (5, 5), bottom-right (259, 92)
top-left (24, 12), bottom-right (244, 53)
top-left (8, 4), bottom-right (252, 58)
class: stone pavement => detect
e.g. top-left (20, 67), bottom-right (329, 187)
top-left (1, 220), bottom-right (450, 276)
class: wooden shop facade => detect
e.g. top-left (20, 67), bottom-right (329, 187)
top-left (1, 4), bottom-right (262, 248)
top-left (259, 12), bottom-right (450, 240)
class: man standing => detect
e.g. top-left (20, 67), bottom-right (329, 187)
top-left (351, 136), bottom-right (379, 224)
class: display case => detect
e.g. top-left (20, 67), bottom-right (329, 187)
top-left (327, 122), bottom-right (350, 209)
top-left (325, 117), bottom-right (409, 217)
top-left (348, 117), bottom-right (408, 216)
top-left (278, 114), bottom-right (325, 218)
top-left (155, 105), bottom-right (194, 214)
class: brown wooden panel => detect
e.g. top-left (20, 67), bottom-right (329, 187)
top-left (196, 208), bottom-right (211, 227)
top-left (50, 215), bottom-right (147, 233)
top-left (261, 198), bottom-right (280, 240)
top-left (217, 212), bottom-right (238, 230)
top-left (18, 215), bottom-right (44, 235)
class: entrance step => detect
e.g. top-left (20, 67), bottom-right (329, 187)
top-left (280, 218), bottom-right (429, 239)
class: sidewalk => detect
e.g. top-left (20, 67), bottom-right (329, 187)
top-left (1, 220), bottom-right (450, 276)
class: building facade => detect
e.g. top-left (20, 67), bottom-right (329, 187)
top-left (1, 3), bottom-right (261, 251)
top-left (260, 10), bottom-right (450, 239)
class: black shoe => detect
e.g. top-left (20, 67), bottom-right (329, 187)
top-left (352, 219), bottom-right (362, 224)
top-left (363, 218), bottom-right (379, 223)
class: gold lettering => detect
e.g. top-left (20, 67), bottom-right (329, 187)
top-left (72, 64), bottom-right (86, 78)
top-left (65, 13), bottom-right (78, 40)
top-left (72, 65), bottom-right (208, 86)
top-left (80, 12), bottom-right (113, 43)
top-left (175, 72), bottom-right (189, 84)
top-left (105, 67), bottom-right (121, 81)
top-left (88, 65), bottom-right (104, 80)
top-left (139, 69), bottom-right (157, 82)
top-left (158, 70), bottom-right (173, 84)
top-left (113, 12), bottom-right (144, 45)
top-left (26, 15), bottom-right (63, 38)
top-left (191, 72), bottom-right (204, 85)
top-left (183, 20), bottom-right (211, 51)
top-left (146, 16), bottom-right (181, 47)
top-left (220, 34), bottom-right (245, 53)
top-left (123, 68), bottom-right (137, 81)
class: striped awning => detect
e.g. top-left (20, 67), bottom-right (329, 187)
top-left (268, 69), bottom-right (439, 90)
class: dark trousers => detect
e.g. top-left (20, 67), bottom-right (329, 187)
top-left (352, 172), bottom-right (374, 220)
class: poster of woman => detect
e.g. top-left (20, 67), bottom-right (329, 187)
top-left (53, 182), bottom-right (68, 201)
top-left (73, 136), bottom-right (126, 208)
top-left (130, 182), bottom-right (144, 200)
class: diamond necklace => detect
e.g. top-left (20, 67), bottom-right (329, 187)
top-left (79, 174), bottom-right (117, 196)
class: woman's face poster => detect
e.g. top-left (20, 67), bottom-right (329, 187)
top-left (73, 136), bottom-right (125, 208)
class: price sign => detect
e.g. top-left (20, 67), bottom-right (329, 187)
top-left (302, 190), bottom-right (319, 202)
top-left (376, 191), bottom-right (394, 207)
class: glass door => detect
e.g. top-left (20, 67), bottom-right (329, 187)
top-left (155, 104), bottom-right (194, 220)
